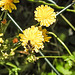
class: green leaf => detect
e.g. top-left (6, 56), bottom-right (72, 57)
top-left (48, 72), bottom-right (56, 75)
top-left (56, 65), bottom-right (72, 75)
top-left (6, 62), bottom-right (17, 68)
top-left (71, 71), bottom-right (75, 75)
top-left (41, 72), bottom-right (47, 75)
top-left (59, 33), bottom-right (66, 41)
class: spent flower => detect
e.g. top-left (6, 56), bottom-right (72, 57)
top-left (1, 19), bottom-right (7, 24)
top-left (34, 5), bottom-right (56, 27)
top-left (13, 38), bottom-right (18, 43)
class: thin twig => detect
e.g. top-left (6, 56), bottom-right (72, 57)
top-left (47, 0), bottom-right (57, 5)
top-left (7, 13), bottom-right (23, 32)
top-left (38, 55), bottom-right (68, 59)
top-left (39, 51), bottom-right (60, 75)
top-left (56, 2), bottom-right (75, 16)
top-left (30, 1), bottom-right (75, 13)
top-left (60, 14), bottom-right (75, 31)
top-left (48, 32), bottom-right (73, 56)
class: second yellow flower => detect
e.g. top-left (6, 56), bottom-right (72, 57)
top-left (34, 5), bottom-right (56, 27)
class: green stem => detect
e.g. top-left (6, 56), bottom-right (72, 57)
top-left (0, 11), bottom-right (4, 19)
top-left (39, 51), bottom-right (60, 75)
top-left (4, 65), bottom-right (12, 75)
top-left (60, 14), bottom-right (75, 31)
top-left (48, 32), bottom-right (73, 56)
top-left (38, 56), bottom-right (67, 59)
top-left (42, 50), bottom-right (59, 54)
top-left (3, 11), bottom-right (8, 19)
top-left (56, 2), bottom-right (75, 16)
top-left (6, 62), bottom-right (17, 68)
top-left (11, 44), bottom-right (21, 52)
top-left (1, 11), bottom-right (9, 34)
top-left (7, 13), bottom-right (23, 32)
top-left (32, 1), bottom-right (75, 13)
top-left (47, 0), bottom-right (56, 4)
top-left (35, 23), bottom-right (39, 26)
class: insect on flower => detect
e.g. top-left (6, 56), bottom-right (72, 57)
top-left (19, 26), bottom-right (44, 53)
top-left (26, 40), bottom-right (35, 53)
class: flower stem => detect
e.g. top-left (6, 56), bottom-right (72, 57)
top-left (48, 32), bottom-right (73, 56)
top-left (47, 0), bottom-right (57, 5)
top-left (0, 11), bottom-right (4, 19)
top-left (35, 23), bottom-right (39, 26)
top-left (56, 2), bottom-right (75, 16)
top-left (11, 44), bottom-right (21, 52)
top-left (38, 55), bottom-right (67, 59)
top-left (32, 1), bottom-right (75, 13)
top-left (3, 11), bottom-right (8, 19)
top-left (39, 51), bottom-right (60, 75)
top-left (60, 14), bottom-right (75, 31)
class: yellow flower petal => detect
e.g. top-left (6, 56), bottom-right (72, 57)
top-left (0, 38), bottom-right (4, 43)
top-left (38, 26), bottom-right (51, 42)
top-left (0, 33), bottom-right (3, 36)
top-left (19, 26), bottom-right (44, 53)
top-left (34, 5), bottom-right (56, 27)
top-left (0, 0), bottom-right (19, 13)
top-left (13, 0), bottom-right (19, 3)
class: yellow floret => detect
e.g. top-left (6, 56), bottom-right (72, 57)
top-left (34, 5), bottom-right (56, 27)
top-left (38, 26), bottom-right (51, 42)
top-left (0, 0), bottom-right (19, 13)
top-left (19, 26), bottom-right (44, 53)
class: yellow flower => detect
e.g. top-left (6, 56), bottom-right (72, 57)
top-left (26, 55), bottom-right (38, 63)
top-left (0, 0), bottom-right (19, 13)
top-left (0, 33), bottom-right (4, 43)
top-left (19, 26), bottom-right (44, 53)
top-left (38, 26), bottom-right (51, 42)
top-left (34, 5), bottom-right (56, 27)
top-left (0, 38), bottom-right (4, 43)
top-left (0, 33), bottom-right (3, 36)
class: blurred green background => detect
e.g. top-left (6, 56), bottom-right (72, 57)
top-left (0, 0), bottom-right (75, 75)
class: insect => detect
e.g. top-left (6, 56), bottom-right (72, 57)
top-left (26, 40), bottom-right (34, 53)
